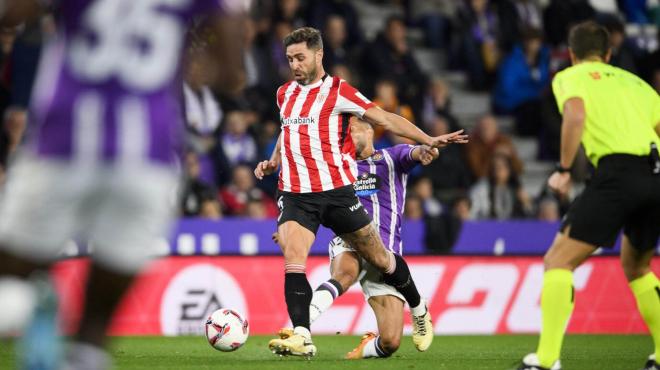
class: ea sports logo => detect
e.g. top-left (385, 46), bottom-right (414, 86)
top-left (160, 264), bottom-right (247, 336)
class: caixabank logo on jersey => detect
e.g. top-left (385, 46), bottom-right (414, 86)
top-left (160, 264), bottom-right (247, 336)
top-left (354, 172), bottom-right (382, 197)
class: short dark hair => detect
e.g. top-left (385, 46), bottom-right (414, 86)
top-left (568, 21), bottom-right (610, 60)
top-left (283, 27), bottom-right (323, 50)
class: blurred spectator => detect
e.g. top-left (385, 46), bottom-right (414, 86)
top-left (413, 177), bottom-right (463, 254)
top-left (404, 195), bottom-right (424, 220)
top-left (330, 64), bottom-right (354, 84)
top-left (618, 0), bottom-right (651, 24)
top-left (307, 0), bottom-right (363, 48)
top-left (184, 49), bottom-right (223, 141)
top-left (453, 194), bottom-right (473, 221)
top-left (601, 15), bottom-right (640, 74)
top-left (268, 21), bottom-right (295, 84)
top-left (181, 152), bottom-right (222, 219)
top-left (421, 78), bottom-right (461, 132)
top-left (220, 111), bottom-right (258, 167)
top-left (372, 79), bottom-right (415, 143)
top-left (537, 196), bottom-right (560, 222)
top-left (493, 27), bottom-right (550, 136)
top-left (404, 0), bottom-right (457, 49)
top-left (453, 0), bottom-right (501, 90)
top-left (322, 15), bottom-right (356, 71)
top-left (273, 0), bottom-right (307, 29)
top-left (421, 115), bottom-right (472, 203)
top-left (219, 165), bottom-right (278, 216)
top-left (470, 154), bottom-right (533, 219)
top-left (464, 115), bottom-right (523, 180)
top-left (543, 0), bottom-right (595, 47)
top-left (245, 198), bottom-right (268, 219)
top-left (242, 18), bottom-right (283, 115)
top-left (640, 29), bottom-right (660, 92)
top-left (361, 15), bottom-right (428, 116)
top-left (491, 0), bottom-right (544, 52)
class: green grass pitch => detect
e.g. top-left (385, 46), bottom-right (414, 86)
top-left (0, 335), bottom-right (652, 369)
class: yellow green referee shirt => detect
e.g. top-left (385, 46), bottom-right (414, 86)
top-left (552, 61), bottom-right (660, 166)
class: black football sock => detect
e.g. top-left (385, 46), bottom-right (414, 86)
top-left (284, 272), bottom-right (313, 330)
top-left (383, 253), bottom-right (422, 310)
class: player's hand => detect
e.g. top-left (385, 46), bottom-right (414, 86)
top-left (418, 145), bottom-right (439, 165)
top-left (254, 160), bottom-right (279, 180)
top-left (548, 171), bottom-right (571, 196)
top-left (429, 129), bottom-right (469, 148)
top-left (271, 232), bottom-right (280, 245)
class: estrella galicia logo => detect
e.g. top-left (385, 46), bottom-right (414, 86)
top-left (353, 172), bottom-right (381, 197)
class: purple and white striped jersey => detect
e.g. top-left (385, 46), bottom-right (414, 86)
top-left (353, 144), bottom-right (418, 255)
top-left (29, 0), bottom-right (241, 165)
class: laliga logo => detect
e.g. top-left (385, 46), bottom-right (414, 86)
top-left (160, 264), bottom-right (247, 336)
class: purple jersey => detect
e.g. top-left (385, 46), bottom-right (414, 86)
top-left (353, 144), bottom-right (418, 255)
top-left (29, 0), bottom-right (231, 165)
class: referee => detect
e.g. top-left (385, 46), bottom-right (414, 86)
top-left (519, 22), bottom-right (660, 370)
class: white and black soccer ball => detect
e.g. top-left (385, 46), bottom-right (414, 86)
top-left (205, 308), bottom-right (249, 352)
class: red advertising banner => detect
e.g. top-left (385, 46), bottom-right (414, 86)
top-left (50, 256), bottom-right (660, 336)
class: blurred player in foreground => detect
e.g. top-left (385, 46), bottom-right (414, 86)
top-left (276, 117), bottom-right (444, 359)
top-left (518, 21), bottom-right (660, 370)
top-left (0, 1), bottom-right (247, 369)
top-left (254, 27), bottom-right (467, 358)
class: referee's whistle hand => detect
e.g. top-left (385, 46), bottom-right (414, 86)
top-left (548, 171), bottom-right (571, 196)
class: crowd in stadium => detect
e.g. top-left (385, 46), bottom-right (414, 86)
top-left (0, 0), bottom-right (658, 252)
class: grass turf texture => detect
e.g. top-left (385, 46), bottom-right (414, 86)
top-left (0, 335), bottom-right (652, 369)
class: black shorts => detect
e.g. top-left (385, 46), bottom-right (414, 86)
top-left (561, 154), bottom-right (660, 250)
top-left (276, 185), bottom-right (371, 236)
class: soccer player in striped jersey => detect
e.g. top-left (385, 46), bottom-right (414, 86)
top-left (0, 1), bottom-right (248, 369)
top-left (275, 117), bottom-right (443, 359)
top-left (255, 26), bottom-right (467, 357)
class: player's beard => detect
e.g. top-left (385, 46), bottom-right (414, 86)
top-left (299, 59), bottom-right (318, 85)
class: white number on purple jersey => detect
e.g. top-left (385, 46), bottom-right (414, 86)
top-left (69, 0), bottom-right (191, 91)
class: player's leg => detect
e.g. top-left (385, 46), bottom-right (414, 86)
top-left (347, 295), bottom-right (404, 359)
top-left (309, 237), bottom-right (360, 324)
top-left (66, 166), bottom-right (176, 370)
top-left (278, 220), bottom-right (315, 331)
top-left (0, 157), bottom-right (83, 369)
top-left (268, 191), bottom-right (320, 356)
top-left (527, 232), bottom-right (596, 369)
top-left (621, 205), bottom-right (660, 370)
top-left (338, 224), bottom-right (432, 350)
top-left (339, 225), bottom-right (425, 315)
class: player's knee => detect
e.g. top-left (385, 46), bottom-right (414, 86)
top-left (379, 334), bottom-right (400, 353)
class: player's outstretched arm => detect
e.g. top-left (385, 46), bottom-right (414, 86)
top-left (254, 133), bottom-right (281, 180)
top-left (362, 106), bottom-right (468, 149)
top-left (0, 0), bottom-right (43, 25)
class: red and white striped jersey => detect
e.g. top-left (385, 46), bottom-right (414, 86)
top-left (277, 75), bottom-right (375, 193)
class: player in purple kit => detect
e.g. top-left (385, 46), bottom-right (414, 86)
top-left (0, 1), bottom-right (248, 369)
top-left (276, 117), bottom-right (450, 359)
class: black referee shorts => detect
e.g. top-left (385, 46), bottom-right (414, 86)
top-left (276, 185), bottom-right (372, 236)
top-left (561, 154), bottom-right (660, 250)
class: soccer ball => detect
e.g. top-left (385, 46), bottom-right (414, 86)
top-left (205, 308), bottom-right (249, 352)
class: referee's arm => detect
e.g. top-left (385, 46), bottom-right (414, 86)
top-left (558, 98), bottom-right (586, 170)
top-left (548, 97), bottom-right (585, 195)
